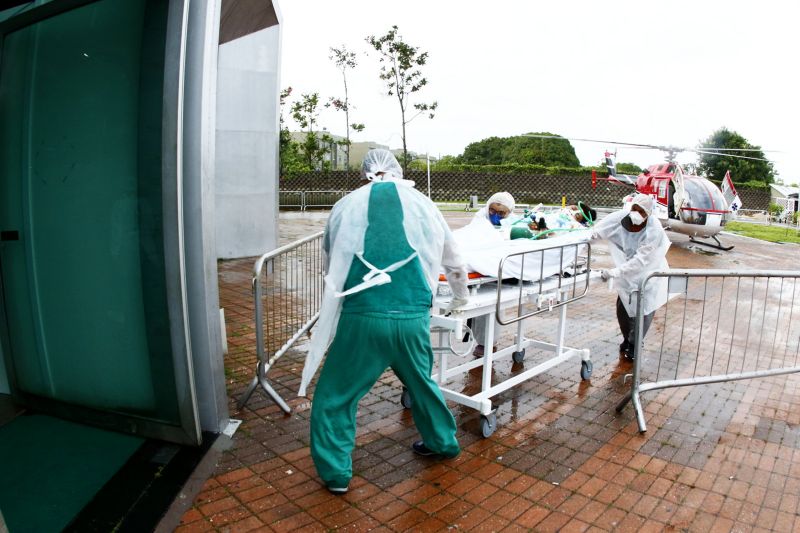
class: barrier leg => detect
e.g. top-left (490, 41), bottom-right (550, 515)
top-left (237, 360), bottom-right (292, 414)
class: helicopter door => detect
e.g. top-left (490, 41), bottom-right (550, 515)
top-left (654, 179), bottom-right (672, 219)
top-left (672, 166), bottom-right (687, 221)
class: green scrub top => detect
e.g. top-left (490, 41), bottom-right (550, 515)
top-left (341, 182), bottom-right (431, 315)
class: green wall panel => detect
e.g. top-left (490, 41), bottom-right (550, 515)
top-left (0, 0), bottom-right (179, 422)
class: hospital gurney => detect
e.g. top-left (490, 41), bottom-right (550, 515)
top-left (406, 240), bottom-right (596, 437)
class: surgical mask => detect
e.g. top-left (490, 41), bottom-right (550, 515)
top-left (489, 212), bottom-right (503, 226)
top-left (628, 211), bottom-right (646, 226)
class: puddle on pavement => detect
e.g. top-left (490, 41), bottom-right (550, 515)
top-left (687, 245), bottom-right (719, 256)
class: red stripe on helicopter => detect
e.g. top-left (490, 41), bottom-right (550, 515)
top-left (679, 207), bottom-right (729, 214)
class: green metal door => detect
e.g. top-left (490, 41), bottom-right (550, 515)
top-left (0, 0), bottom-right (200, 444)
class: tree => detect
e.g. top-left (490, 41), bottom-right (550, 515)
top-left (616, 162), bottom-right (643, 174)
top-left (504, 133), bottom-right (580, 167)
top-left (327, 46), bottom-right (365, 170)
top-left (458, 133), bottom-right (580, 167)
top-left (460, 136), bottom-right (506, 165)
top-left (279, 87), bottom-right (305, 174)
top-left (366, 25), bottom-right (437, 174)
top-left (291, 92), bottom-right (334, 170)
top-left (697, 127), bottom-right (775, 185)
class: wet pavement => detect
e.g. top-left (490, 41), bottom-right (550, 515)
top-left (176, 210), bottom-right (800, 532)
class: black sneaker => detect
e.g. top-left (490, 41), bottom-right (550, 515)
top-left (412, 440), bottom-right (439, 457)
top-left (327, 484), bottom-right (349, 495)
top-left (619, 341), bottom-right (634, 361)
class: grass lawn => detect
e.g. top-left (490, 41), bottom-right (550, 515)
top-left (725, 221), bottom-right (800, 244)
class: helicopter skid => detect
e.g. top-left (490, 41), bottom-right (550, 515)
top-left (661, 218), bottom-right (734, 251)
top-left (688, 235), bottom-right (734, 251)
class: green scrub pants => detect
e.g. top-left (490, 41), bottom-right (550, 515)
top-left (310, 311), bottom-right (460, 487)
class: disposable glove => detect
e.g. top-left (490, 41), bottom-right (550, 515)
top-left (445, 297), bottom-right (469, 313)
top-left (600, 268), bottom-right (619, 282)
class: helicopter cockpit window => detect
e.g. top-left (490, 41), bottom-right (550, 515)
top-left (680, 179), bottom-right (725, 224)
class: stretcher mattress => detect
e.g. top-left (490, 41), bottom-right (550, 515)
top-left (449, 218), bottom-right (591, 281)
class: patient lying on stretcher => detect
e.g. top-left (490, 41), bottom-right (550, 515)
top-left (514, 201), bottom-right (597, 239)
top-left (449, 198), bottom-right (593, 282)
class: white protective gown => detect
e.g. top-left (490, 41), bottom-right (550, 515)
top-left (299, 179), bottom-right (468, 396)
top-left (594, 210), bottom-right (670, 316)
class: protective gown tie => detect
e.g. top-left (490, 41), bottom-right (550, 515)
top-left (334, 251), bottom-right (419, 298)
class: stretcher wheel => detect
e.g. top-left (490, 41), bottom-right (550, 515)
top-left (580, 360), bottom-right (593, 380)
top-left (400, 388), bottom-right (413, 409)
top-left (512, 349), bottom-right (525, 363)
top-left (480, 413), bottom-right (496, 438)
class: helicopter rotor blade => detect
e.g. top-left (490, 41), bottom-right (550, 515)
top-left (520, 133), bottom-right (777, 161)
top-left (693, 150), bottom-right (773, 162)
top-left (694, 147), bottom-right (782, 153)
top-left (519, 133), bottom-right (669, 151)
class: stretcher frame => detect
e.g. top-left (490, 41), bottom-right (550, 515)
top-left (425, 241), bottom-right (595, 437)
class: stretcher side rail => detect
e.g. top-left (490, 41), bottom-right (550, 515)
top-left (496, 241), bottom-right (592, 326)
top-left (239, 231), bottom-right (325, 412)
top-left (616, 269), bottom-right (800, 433)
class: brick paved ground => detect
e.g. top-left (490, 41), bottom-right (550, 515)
top-left (177, 211), bottom-right (800, 532)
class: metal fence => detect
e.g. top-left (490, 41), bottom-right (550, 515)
top-left (279, 190), bottom-right (350, 211)
top-left (279, 190), bottom-right (304, 210)
top-left (617, 269), bottom-right (800, 432)
top-left (771, 197), bottom-right (800, 225)
top-left (238, 231), bottom-right (325, 411)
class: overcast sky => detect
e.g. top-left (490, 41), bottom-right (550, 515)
top-left (277, 0), bottom-right (800, 185)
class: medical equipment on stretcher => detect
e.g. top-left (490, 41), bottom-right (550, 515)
top-left (405, 239), bottom-right (596, 437)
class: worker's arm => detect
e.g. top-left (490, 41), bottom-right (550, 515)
top-left (434, 209), bottom-right (469, 302)
top-left (442, 241), bottom-right (469, 303)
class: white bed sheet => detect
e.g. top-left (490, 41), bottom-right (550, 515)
top-left (451, 217), bottom-right (591, 281)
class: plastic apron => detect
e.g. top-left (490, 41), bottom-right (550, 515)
top-left (300, 180), bottom-right (467, 396)
top-left (595, 210), bottom-right (670, 316)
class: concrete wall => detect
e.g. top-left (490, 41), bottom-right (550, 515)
top-left (215, 24), bottom-right (280, 259)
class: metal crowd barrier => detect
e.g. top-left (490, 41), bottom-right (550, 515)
top-left (279, 190), bottom-right (304, 210)
top-left (303, 190), bottom-right (348, 210)
top-left (617, 269), bottom-right (800, 432)
top-left (278, 190), bottom-right (351, 211)
top-left (238, 231), bottom-right (325, 411)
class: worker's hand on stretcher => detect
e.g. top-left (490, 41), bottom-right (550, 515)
top-left (600, 268), bottom-right (619, 282)
top-left (444, 296), bottom-right (469, 313)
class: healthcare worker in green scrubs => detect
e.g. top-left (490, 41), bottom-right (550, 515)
top-left (300, 150), bottom-right (469, 494)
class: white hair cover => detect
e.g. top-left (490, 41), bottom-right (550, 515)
top-left (299, 182), bottom-right (468, 396)
top-left (473, 192), bottom-right (516, 227)
top-left (361, 149), bottom-right (404, 182)
top-left (631, 193), bottom-right (655, 216)
top-left (593, 206), bottom-right (670, 316)
top-left (486, 192), bottom-right (515, 213)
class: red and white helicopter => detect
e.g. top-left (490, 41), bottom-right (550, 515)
top-left (601, 147), bottom-right (743, 250)
top-left (521, 134), bottom-right (767, 251)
